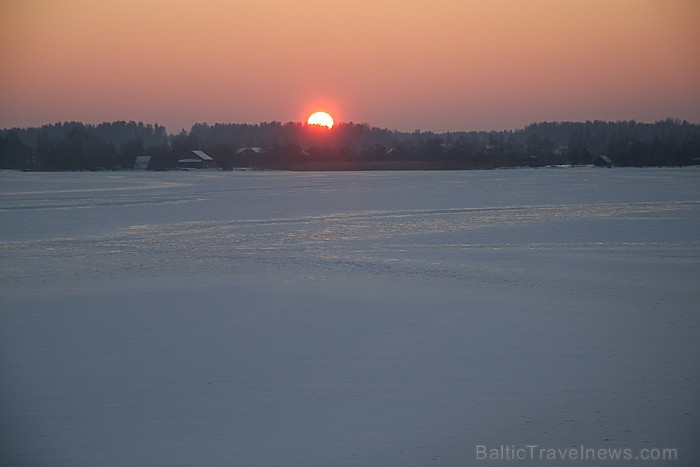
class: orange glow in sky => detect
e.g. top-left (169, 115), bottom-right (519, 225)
top-left (1, 0), bottom-right (699, 132)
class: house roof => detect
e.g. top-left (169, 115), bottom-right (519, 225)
top-left (134, 155), bottom-right (151, 169)
top-left (190, 150), bottom-right (213, 161)
top-left (235, 147), bottom-right (266, 155)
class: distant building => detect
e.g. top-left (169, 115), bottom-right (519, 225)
top-left (235, 147), bottom-right (267, 168)
top-left (555, 145), bottom-right (568, 156)
top-left (177, 150), bottom-right (215, 169)
top-left (235, 147), bottom-right (266, 157)
top-left (593, 155), bottom-right (614, 167)
top-left (134, 155), bottom-right (152, 170)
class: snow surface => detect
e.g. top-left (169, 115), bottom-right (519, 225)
top-left (1, 168), bottom-right (699, 466)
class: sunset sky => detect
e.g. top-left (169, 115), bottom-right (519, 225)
top-left (1, 0), bottom-right (699, 132)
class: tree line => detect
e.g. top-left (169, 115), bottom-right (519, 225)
top-left (1, 118), bottom-right (699, 171)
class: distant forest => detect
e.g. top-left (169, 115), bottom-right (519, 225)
top-left (1, 119), bottom-right (699, 171)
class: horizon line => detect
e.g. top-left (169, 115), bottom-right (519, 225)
top-left (2, 117), bottom-right (698, 135)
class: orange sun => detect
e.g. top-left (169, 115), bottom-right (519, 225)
top-left (307, 111), bottom-right (334, 129)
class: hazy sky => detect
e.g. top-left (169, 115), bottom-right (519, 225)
top-left (1, 0), bottom-right (699, 132)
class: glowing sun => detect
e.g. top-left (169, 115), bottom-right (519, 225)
top-left (307, 111), bottom-right (334, 129)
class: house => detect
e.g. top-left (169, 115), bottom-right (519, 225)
top-left (593, 155), bottom-right (614, 167)
top-left (177, 150), bottom-right (215, 169)
top-left (235, 147), bottom-right (267, 168)
top-left (134, 155), bottom-right (152, 170)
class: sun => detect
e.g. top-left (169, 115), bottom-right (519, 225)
top-left (307, 111), bottom-right (334, 129)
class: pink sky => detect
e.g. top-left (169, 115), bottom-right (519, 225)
top-left (1, 0), bottom-right (699, 132)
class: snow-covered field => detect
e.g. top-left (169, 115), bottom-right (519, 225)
top-left (1, 168), bottom-right (698, 466)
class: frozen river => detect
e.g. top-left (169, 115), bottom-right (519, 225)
top-left (1, 168), bottom-right (699, 466)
